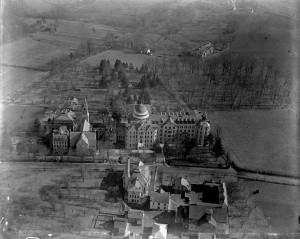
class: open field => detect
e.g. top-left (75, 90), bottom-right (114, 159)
top-left (245, 180), bottom-right (300, 233)
top-left (230, 10), bottom-right (300, 62)
top-left (208, 109), bottom-right (300, 176)
top-left (0, 20), bottom-right (121, 69)
top-left (0, 66), bottom-right (45, 99)
top-left (0, 162), bottom-right (123, 239)
top-left (0, 105), bottom-right (49, 133)
top-left (0, 38), bottom-right (68, 69)
top-left (82, 49), bottom-right (157, 68)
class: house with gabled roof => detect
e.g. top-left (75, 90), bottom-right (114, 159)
top-left (149, 223), bottom-right (167, 239)
top-left (188, 205), bottom-right (228, 234)
top-left (123, 159), bottom-right (151, 204)
top-left (149, 188), bottom-right (170, 211)
top-left (53, 111), bottom-right (75, 131)
top-left (172, 177), bottom-right (191, 193)
top-left (69, 131), bottom-right (96, 156)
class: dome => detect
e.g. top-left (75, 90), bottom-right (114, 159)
top-left (133, 104), bottom-right (149, 120)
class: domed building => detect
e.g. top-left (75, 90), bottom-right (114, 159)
top-left (123, 103), bottom-right (210, 150)
top-left (125, 103), bottom-right (158, 149)
top-left (133, 104), bottom-right (149, 120)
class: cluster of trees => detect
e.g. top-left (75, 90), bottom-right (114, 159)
top-left (138, 89), bottom-right (152, 104)
top-left (149, 53), bottom-right (291, 109)
top-left (162, 134), bottom-right (197, 158)
top-left (49, 39), bottom-right (93, 74)
top-left (161, 126), bottom-right (228, 165)
top-left (98, 59), bottom-right (132, 89)
top-left (139, 73), bottom-right (162, 89)
top-left (16, 119), bottom-right (51, 155)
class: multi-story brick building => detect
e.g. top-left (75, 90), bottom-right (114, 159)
top-left (124, 104), bottom-right (158, 150)
top-left (52, 126), bottom-right (69, 155)
top-left (124, 104), bottom-right (210, 150)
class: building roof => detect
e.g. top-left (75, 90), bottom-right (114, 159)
top-left (125, 223), bottom-right (143, 239)
top-left (128, 178), bottom-right (144, 193)
top-left (55, 112), bottom-right (74, 121)
top-left (79, 133), bottom-right (89, 145)
top-left (152, 223), bottom-right (167, 239)
top-left (202, 184), bottom-right (221, 204)
top-left (169, 194), bottom-right (188, 210)
top-left (143, 211), bottom-right (163, 228)
top-left (53, 134), bottom-right (68, 141)
top-left (59, 126), bottom-right (68, 135)
top-left (162, 116), bottom-right (176, 126)
top-left (189, 205), bottom-right (207, 220)
top-left (70, 132), bottom-right (82, 146)
top-left (150, 191), bottom-right (170, 204)
top-left (128, 209), bottom-right (144, 220)
top-left (70, 131), bottom-right (96, 148)
top-left (213, 207), bottom-right (227, 223)
top-left (173, 177), bottom-right (190, 190)
top-left (114, 217), bottom-right (127, 230)
top-left (82, 119), bottom-right (91, 131)
top-left (133, 104), bottom-right (149, 120)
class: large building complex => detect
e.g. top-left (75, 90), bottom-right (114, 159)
top-left (121, 159), bottom-right (229, 237)
top-left (124, 104), bottom-right (210, 150)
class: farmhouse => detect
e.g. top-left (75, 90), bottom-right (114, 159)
top-left (193, 42), bottom-right (214, 58)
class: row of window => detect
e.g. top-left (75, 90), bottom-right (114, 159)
top-left (54, 142), bottom-right (68, 145)
top-left (129, 194), bottom-right (139, 198)
top-left (150, 202), bottom-right (167, 210)
top-left (130, 199), bottom-right (139, 203)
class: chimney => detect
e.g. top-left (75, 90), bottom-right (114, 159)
top-left (181, 192), bottom-right (185, 199)
top-left (184, 197), bottom-right (190, 203)
top-left (127, 157), bottom-right (130, 178)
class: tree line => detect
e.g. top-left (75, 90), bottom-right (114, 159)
top-left (143, 53), bottom-right (291, 109)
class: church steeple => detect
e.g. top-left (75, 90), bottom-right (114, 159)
top-left (123, 158), bottom-right (131, 188)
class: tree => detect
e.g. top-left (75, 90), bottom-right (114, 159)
top-left (129, 63), bottom-right (134, 71)
top-left (111, 110), bottom-right (121, 121)
top-left (152, 140), bottom-right (161, 153)
top-left (126, 95), bottom-right (134, 104)
top-left (163, 143), bottom-right (170, 157)
top-left (181, 136), bottom-right (197, 157)
top-left (214, 125), bottom-right (223, 139)
top-left (212, 137), bottom-right (225, 160)
top-left (98, 59), bottom-right (106, 75)
top-left (32, 118), bottom-right (42, 136)
top-left (205, 133), bottom-right (214, 150)
top-left (16, 141), bottom-right (26, 155)
top-left (114, 59), bottom-right (122, 69)
top-left (41, 132), bottom-right (52, 149)
top-left (139, 90), bottom-right (151, 104)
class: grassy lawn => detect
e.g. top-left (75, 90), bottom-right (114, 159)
top-left (0, 66), bottom-right (44, 99)
top-left (82, 49), bottom-right (157, 69)
top-left (245, 180), bottom-right (300, 233)
top-left (0, 162), bottom-right (122, 238)
top-left (0, 105), bottom-right (47, 132)
top-left (208, 109), bottom-right (299, 176)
